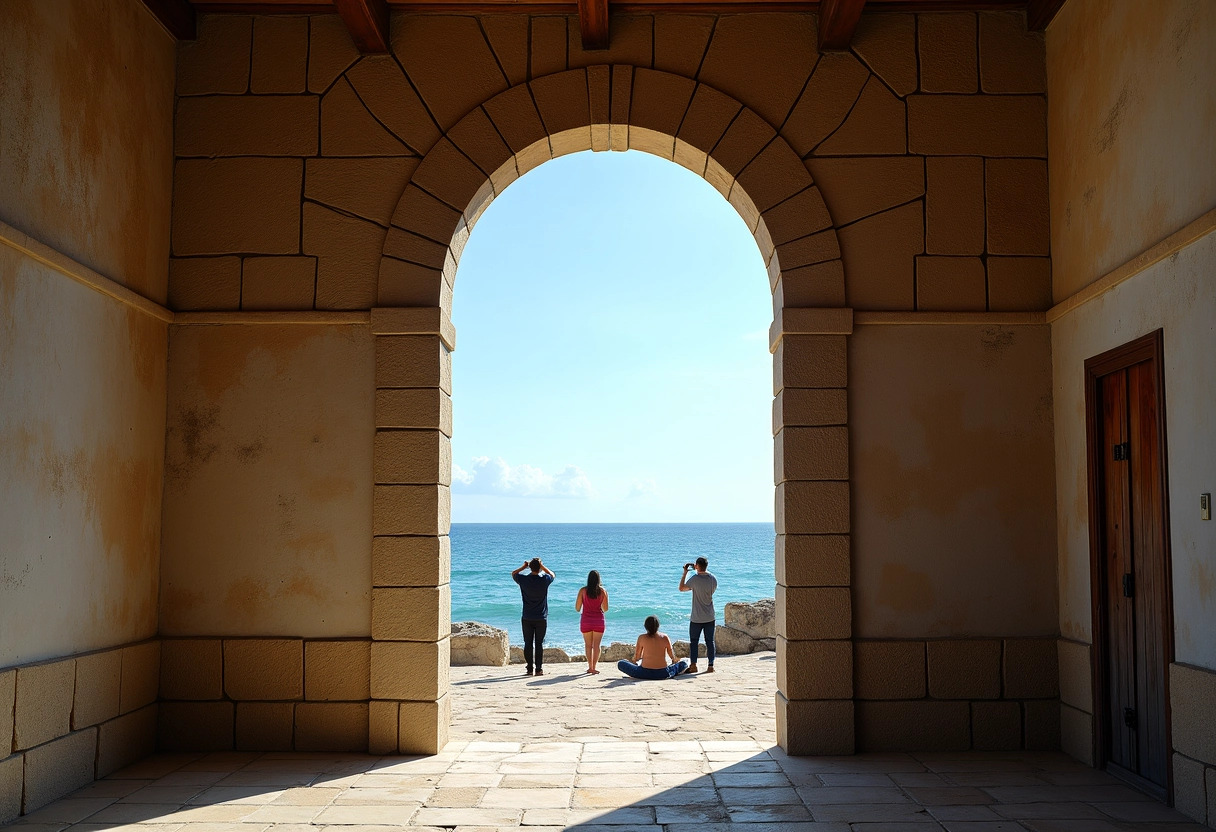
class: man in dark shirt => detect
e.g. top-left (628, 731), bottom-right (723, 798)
top-left (511, 558), bottom-right (555, 676)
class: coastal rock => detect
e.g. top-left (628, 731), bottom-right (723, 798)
top-left (724, 598), bottom-right (776, 639)
top-left (672, 641), bottom-right (707, 660)
top-left (508, 645), bottom-right (572, 664)
top-left (713, 624), bottom-right (757, 656)
top-left (451, 621), bottom-right (509, 666)
top-left (600, 642), bottom-right (634, 662)
top-left (510, 646), bottom-right (524, 664)
top-left (752, 637), bottom-right (776, 652)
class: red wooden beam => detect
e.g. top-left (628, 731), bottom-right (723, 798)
top-left (335, 0), bottom-right (391, 52)
top-left (141, 0), bottom-right (197, 40)
top-left (1026, 0), bottom-right (1066, 31)
top-left (817, 0), bottom-right (866, 50)
top-left (577, 0), bottom-right (610, 49)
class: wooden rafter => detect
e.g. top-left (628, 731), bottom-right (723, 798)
top-left (141, 0), bottom-right (197, 40)
top-left (1026, 0), bottom-right (1066, 31)
top-left (577, 0), bottom-right (610, 49)
top-left (335, 0), bottom-right (391, 52)
top-left (817, 0), bottom-right (866, 51)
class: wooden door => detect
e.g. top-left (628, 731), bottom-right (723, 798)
top-left (1086, 331), bottom-right (1173, 800)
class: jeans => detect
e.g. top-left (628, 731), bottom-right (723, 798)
top-left (521, 618), bottom-right (547, 670)
top-left (617, 659), bottom-right (689, 680)
top-left (689, 620), bottom-right (716, 666)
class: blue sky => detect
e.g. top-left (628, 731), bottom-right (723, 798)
top-left (450, 150), bottom-right (773, 523)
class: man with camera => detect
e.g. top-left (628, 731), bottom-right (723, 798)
top-left (511, 558), bottom-right (555, 676)
top-left (679, 557), bottom-right (718, 674)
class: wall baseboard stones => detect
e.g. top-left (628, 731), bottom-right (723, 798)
top-left (0, 640), bottom-right (160, 822)
top-left (1170, 663), bottom-right (1216, 826)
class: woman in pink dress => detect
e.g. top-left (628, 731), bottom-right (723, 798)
top-left (575, 570), bottom-right (608, 674)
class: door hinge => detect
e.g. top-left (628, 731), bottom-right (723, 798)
top-left (1124, 707), bottom-right (1137, 728)
top-left (1122, 573), bottom-right (1134, 598)
top-left (1113, 442), bottom-right (1131, 461)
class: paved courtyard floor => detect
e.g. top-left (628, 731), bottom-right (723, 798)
top-left (6, 654), bottom-right (1204, 831)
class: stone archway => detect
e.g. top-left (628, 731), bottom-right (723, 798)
top-left (365, 66), bottom-right (854, 756)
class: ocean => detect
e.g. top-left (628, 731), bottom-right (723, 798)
top-left (450, 523), bottom-right (776, 651)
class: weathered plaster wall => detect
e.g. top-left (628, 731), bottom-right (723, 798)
top-left (1046, 0), bottom-right (1216, 301)
top-left (0, 248), bottom-right (167, 667)
top-left (0, 0), bottom-right (175, 303)
top-left (160, 324), bottom-right (374, 637)
top-left (850, 324), bottom-right (1058, 638)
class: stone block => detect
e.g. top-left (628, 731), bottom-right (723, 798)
top-left (373, 535), bottom-right (452, 588)
top-left (816, 78), bottom-right (906, 156)
top-left (1003, 638), bottom-right (1058, 699)
top-left (241, 256), bottom-right (316, 311)
top-left (775, 481), bottom-right (850, 536)
top-left (321, 79), bottom-right (408, 156)
top-left (375, 430), bottom-right (452, 486)
top-left (855, 641), bottom-right (926, 700)
top-left (392, 14), bottom-right (506, 130)
top-left (927, 640), bottom-right (1001, 699)
top-left (773, 388), bottom-right (847, 432)
top-left (347, 56), bottom-right (441, 155)
top-left (837, 201), bottom-right (922, 310)
top-left (484, 85), bottom-right (548, 154)
top-left (774, 335), bottom-right (847, 392)
top-left (307, 14), bottom-right (358, 93)
top-left (306, 158), bottom-right (416, 231)
top-left (737, 138), bottom-right (812, 216)
top-left (857, 700), bottom-right (971, 752)
top-left (448, 107), bottom-right (513, 179)
top-left (918, 12), bottom-right (978, 93)
top-left (97, 704), bottom-right (157, 778)
top-left (1059, 703), bottom-right (1092, 764)
top-left (158, 702), bottom-right (234, 752)
top-left (14, 659), bottom-right (75, 751)
top-left (376, 335), bottom-right (451, 392)
top-left (852, 12), bottom-right (917, 95)
top-left (778, 638), bottom-right (852, 700)
top-left (304, 202), bottom-right (386, 310)
top-left (391, 186), bottom-right (463, 246)
top-left (979, 11), bottom-right (1046, 93)
top-left (224, 639), bottom-right (303, 701)
top-left (777, 693), bottom-right (853, 755)
top-left (712, 108), bottom-right (776, 178)
top-left (172, 158), bottom-right (302, 256)
top-left (775, 229), bottom-right (842, 271)
top-left (775, 534), bottom-right (850, 587)
top-left (296, 703), bottom-right (369, 752)
top-left (22, 728), bottom-right (96, 813)
top-left (370, 639), bottom-right (450, 701)
top-left (805, 157), bottom-right (924, 228)
top-left (777, 585), bottom-right (851, 641)
top-left (373, 485), bottom-right (451, 536)
top-left (775, 426), bottom-right (849, 483)
top-left (1170, 663), bottom-right (1216, 764)
top-left (236, 703), bottom-right (295, 751)
top-left (908, 94), bottom-right (1046, 157)
top-left (251, 16), bottom-right (307, 94)
top-left (783, 52), bottom-right (869, 156)
top-left (378, 258), bottom-right (446, 308)
top-left (0, 753), bottom-right (20, 824)
top-left (412, 139), bottom-right (489, 220)
top-left (654, 15), bottom-right (715, 77)
top-left (399, 693), bottom-right (451, 755)
top-left (176, 95), bottom-right (318, 157)
top-left (372, 587), bottom-right (452, 642)
top-left (305, 641), bottom-right (371, 701)
top-left (1024, 699), bottom-right (1060, 751)
top-left (160, 639), bottom-right (223, 701)
top-left (762, 187), bottom-right (833, 248)
top-left (926, 156), bottom-right (985, 255)
top-left (677, 84), bottom-right (740, 154)
top-left (1172, 753), bottom-right (1207, 824)
top-left (72, 649), bottom-right (121, 729)
top-left (1056, 639), bottom-right (1092, 713)
top-left (528, 16), bottom-right (567, 77)
top-left (776, 261), bottom-right (847, 308)
top-left (1207, 768), bottom-right (1216, 827)
top-left (915, 256), bottom-right (987, 311)
top-left (986, 158), bottom-right (1050, 256)
top-left (629, 68), bottom-right (695, 138)
top-left (119, 641), bottom-right (160, 714)
top-left (168, 256), bottom-right (242, 311)
top-left (972, 701), bottom-right (1022, 751)
top-left (376, 389), bottom-right (453, 435)
top-left (0, 670), bottom-right (12, 756)
top-left (178, 16), bottom-right (251, 96)
top-left (369, 700), bottom-right (399, 755)
top-left (987, 257), bottom-right (1052, 311)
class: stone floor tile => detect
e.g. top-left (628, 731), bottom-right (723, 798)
top-left (808, 803), bottom-right (935, 823)
top-left (268, 786), bottom-right (341, 805)
top-left (237, 803), bottom-right (324, 823)
top-left (716, 785), bottom-right (801, 805)
top-left (311, 803), bottom-right (420, 824)
top-left (1017, 821), bottom-right (1125, 832)
top-left (1092, 801), bottom-right (1197, 822)
top-left (939, 822), bottom-right (1028, 831)
top-left (167, 803), bottom-right (262, 822)
top-left (664, 825), bottom-right (848, 832)
top-left (815, 772), bottom-right (896, 786)
top-left (479, 788), bottom-right (570, 809)
top-left (724, 802), bottom-right (813, 823)
top-left (519, 806), bottom-right (655, 825)
top-left (904, 786), bottom-right (995, 805)
top-left (649, 773), bottom-right (711, 789)
top-left (187, 787), bottom-right (284, 806)
top-left (118, 786), bottom-right (203, 804)
top-left (16, 800), bottom-right (117, 824)
top-left (69, 781), bottom-right (153, 799)
top-left (349, 773), bottom-right (441, 789)
top-left (651, 803), bottom-right (731, 823)
top-left (332, 786), bottom-right (432, 805)
top-left (798, 786), bottom-right (912, 804)
top-left (991, 802), bottom-right (1109, 819)
top-left (439, 773), bottom-right (507, 789)
top-left (153, 771), bottom-right (229, 788)
top-left (77, 803), bottom-right (183, 824)
top-left (984, 785), bottom-right (1152, 804)
top-left (926, 805), bottom-right (1005, 821)
top-left (425, 787), bottom-right (488, 808)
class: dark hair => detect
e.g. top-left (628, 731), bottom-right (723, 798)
top-left (644, 615), bottom-right (659, 635)
top-left (695, 557), bottom-right (708, 570)
top-left (585, 570), bottom-right (601, 598)
top-left (529, 558), bottom-right (541, 573)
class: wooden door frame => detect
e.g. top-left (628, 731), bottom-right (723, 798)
top-left (1083, 328), bottom-right (1175, 801)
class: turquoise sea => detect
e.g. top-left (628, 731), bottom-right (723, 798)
top-left (451, 523), bottom-right (776, 651)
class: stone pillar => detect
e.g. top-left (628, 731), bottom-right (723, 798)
top-left (369, 308), bottom-right (454, 754)
top-left (771, 307), bottom-right (855, 755)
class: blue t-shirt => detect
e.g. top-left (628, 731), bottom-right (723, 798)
top-left (513, 572), bottom-right (554, 619)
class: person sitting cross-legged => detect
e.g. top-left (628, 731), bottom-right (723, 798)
top-left (617, 615), bottom-right (689, 680)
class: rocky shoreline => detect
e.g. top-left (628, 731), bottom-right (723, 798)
top-left (451, 598), bottom-right (775, 666)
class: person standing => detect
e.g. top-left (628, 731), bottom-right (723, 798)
top-left (575, 569), bottom-right (608, 675)
top-left (511, 558), bottom-right (555, 676)
top-left (679, 556), bottom-right (718, 674)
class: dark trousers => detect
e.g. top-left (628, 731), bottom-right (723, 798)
top-left (521, 618), bottom-right (547, 670)
top-left (690, 620), bottom-right (716, 666)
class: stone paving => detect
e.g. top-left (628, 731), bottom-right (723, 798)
top-left (5, 654), bottom-right (1205, 832)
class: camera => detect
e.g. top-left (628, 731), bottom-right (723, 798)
top-left (684, 563), bottom-right (694, 570)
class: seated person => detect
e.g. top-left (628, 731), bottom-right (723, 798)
top-left (617, 615), bottom-right (689, 679)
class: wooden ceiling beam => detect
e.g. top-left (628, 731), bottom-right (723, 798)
top-left (335, 0), bottom-right (391, 52)
top-left (577, 0), bottom-right (610, 49)
top-left (141, 0), bottom-right (197, 40)
top-left (1026, 0), bottom-right (1066, 31)
top-left (817, 0), bottom-right (866, 51)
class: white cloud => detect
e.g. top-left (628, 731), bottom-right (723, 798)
top-left (626, 478), bottom-right (658, 499)
top-left (452, 456), bottom-right (595, 498)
